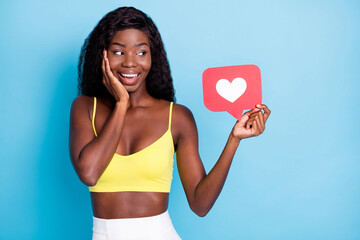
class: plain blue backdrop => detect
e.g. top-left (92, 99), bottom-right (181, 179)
top-left (1, 0), bottom-right (359, 239)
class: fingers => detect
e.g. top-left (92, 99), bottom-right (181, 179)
top-left (234, 104), bottom-right (270, 139)
top-left (254, 112), bottom-right (264, 134)
top-left (102, 50), bottom-right (118, 98)
top-left (104, 57), bottom-right (111, 80)
top-left (243, 108), bottom-right (261, 118)
top-left (257, 110), bottom-right (265, 131)
top-left (102, 51), bottom-right (109, 87)
top-left (241, 108), bottom-right (260, 126)
top-left (245, 119), bottom-right (253, 130)
top-left (102, 49), bottom-right (117, 88)
top-left (256, 103), bottom-right (271, 122)
top-left (101, 49), bottom-right (129, 103)
top-left (246, 103), bottom-right (270, 131)
top-left (247, 107), bottom-right (261, 114)
top-left (104, 51), bottom-right (113, 80)
top-left (246, 112), bottom-right (264, 134)
top-left (252, 120), bottom-right (258, 134)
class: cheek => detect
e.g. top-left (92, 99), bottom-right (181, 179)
top-left (143, 56), bottom-right (152, 71)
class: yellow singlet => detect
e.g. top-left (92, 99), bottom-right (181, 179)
top-left (89, 97), bottom-right (175, 193)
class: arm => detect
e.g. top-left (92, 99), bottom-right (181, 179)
top-left (175, 104), bottom-right (271, 217)
top-left (69, 50), bottom-right (129, 186)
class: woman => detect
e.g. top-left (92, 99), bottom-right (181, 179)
top-left (70, 6), bottom-right (270, 240)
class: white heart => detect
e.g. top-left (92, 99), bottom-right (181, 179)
top-left (216, 77), bottom-right (247, 103)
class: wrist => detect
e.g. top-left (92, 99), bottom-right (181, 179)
top-left (229, 132), bottom-right (241, 145)
top-left (115, 100), bottom-right (129, 111)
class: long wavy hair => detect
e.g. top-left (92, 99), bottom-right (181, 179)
top-left (78, 7), bottom-right (175, 101)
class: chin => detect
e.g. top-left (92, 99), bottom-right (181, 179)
top-left (123, 83), bottom-right (145, 94)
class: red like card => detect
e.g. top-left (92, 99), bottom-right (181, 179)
top-left (202, 65), bottom-right (262, 120)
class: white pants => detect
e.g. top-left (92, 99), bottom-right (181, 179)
top-left (92, 210), bottom-right (181, 240)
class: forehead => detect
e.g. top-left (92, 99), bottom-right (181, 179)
top-left (110, 29), bottom-right (150, 45)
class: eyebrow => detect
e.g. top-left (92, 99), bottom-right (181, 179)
top-left (135, 42), bottom-right (149, 47)
top-left (110, 42), bottom-right (149, 47)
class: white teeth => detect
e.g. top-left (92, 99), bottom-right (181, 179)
top-left (121, 73), bottom-right (138, 78)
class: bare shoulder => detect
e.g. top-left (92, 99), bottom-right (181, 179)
top-left (171, 103), bottom-right (198, 143)
top-left (70, 95), bottom-right (94, 121)
top-left (71, 95), bottom-right (93, 110)
top-left (172, 103), bottom-right (196, 124)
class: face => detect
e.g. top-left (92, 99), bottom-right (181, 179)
top-left (107, 28), bottom-right (152, 93)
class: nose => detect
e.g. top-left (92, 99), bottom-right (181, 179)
top-left (122, 54), bottom-right (137, 68)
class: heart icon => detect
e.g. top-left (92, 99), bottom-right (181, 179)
top-left (216, 77), bottom-right (247, 103)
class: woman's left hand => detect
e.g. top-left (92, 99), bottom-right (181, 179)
top-left (231, 104), bottom-right (271, 140)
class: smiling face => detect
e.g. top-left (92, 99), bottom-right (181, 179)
top-left (107, 28), bottom-right (152, 93)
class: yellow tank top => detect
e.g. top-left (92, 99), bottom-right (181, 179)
top-left (89, 97), bottom-right (175, 193)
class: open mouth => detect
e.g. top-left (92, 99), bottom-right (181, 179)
top-left (118, 73), bottom-right (140, 85)
top-left (120, 73), bottom-right (139, 78)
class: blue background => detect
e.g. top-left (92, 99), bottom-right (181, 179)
top-left (1, 0), bottom-right (359, 239)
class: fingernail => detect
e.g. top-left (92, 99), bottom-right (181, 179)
top-left (256, 104), bottom-right (261, 107)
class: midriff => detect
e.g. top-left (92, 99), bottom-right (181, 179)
top-left (90, 192), bottom-right (169, 219)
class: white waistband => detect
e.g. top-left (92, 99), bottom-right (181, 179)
top-left (92, 210), bottom-right (181, 240)
top-left (93, 210), bottom-right (170, 224)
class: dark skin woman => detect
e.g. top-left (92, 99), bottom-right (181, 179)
top-left (70, 8), bottom-right (270, 221)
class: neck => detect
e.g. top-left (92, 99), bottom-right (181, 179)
top-left (127, 83), bottom-right (158, 108)
top-left (129, 93), bottom-right (154, 108)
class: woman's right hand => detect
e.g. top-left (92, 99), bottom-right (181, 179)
top-left (231, 104), bottom-right (271, 140)
top-left (102, 49), bottom-right (129, 103)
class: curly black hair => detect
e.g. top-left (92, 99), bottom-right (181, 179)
top-left (78, 7), bottom-right (175, 102)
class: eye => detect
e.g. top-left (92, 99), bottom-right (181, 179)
top-left (113, 50), bottom-right (124, 56)
top-left (137, 51), bottom-right (147, 56)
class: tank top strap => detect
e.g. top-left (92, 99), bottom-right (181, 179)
top-left (92, 97), bottom-right (98, 137)
top-left (168, 102), bottom-right (173, 130)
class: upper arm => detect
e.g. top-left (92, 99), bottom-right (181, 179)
top-left (69, 96), bottom-right (95, 170)
top-left (173, 104), bottom-right (206, 200)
